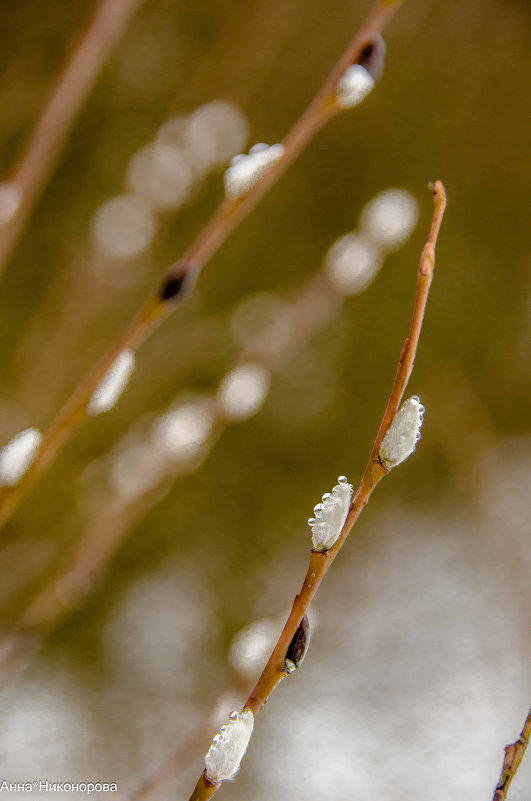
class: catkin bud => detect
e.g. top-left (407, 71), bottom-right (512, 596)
top-left (224, 143), bottom-right (284, 200)
top-left (87, 350), bottom-right (135, 415)
top-left (357, 34), bottom-right (386, 82)
top-left (308, 476), bottom-right (353, 551)
top-left (379, 396), bottom-right (425, 468)
top-left (0, 427), bottom-right (43, 486)
top-left (285, 614), bottom-right (311, 673)
top-left (336, 34), bottom-right (386, 109)
top-left (336, 64), bottom-right (375, 108)
top-left (205, 710), bottom-right (254, 782)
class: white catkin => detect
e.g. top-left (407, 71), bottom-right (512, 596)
top-left (379, 396), bottom-right (425, 468)
top-left (205, 710), bottom-right (254, 782)
top-left (0, 182), bottom-right (21, 225)
top-left (308, 476), bottom-right (353, 551)
top-left (336, 64), bottom-right (375, 108)
top-left (360, 189), bottom-right (419, 251)
top-left (151, 402), bottom-right (213, 461)
top-left (87, 350), bottom-right (135, 415)
top-left (0, 427), bottom-right (43, 486)
top-left (224, 143), bottom-right (284, 200)
top-left (217, 363), bottom-right (270, 421)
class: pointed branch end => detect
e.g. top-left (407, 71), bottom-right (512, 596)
top-left (428, 180), bottom-right (447, 214)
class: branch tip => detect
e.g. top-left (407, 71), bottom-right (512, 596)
top-left (429, 179), bottom-right (447, 212)
top-left (492, 706), bottom-right (531, 801)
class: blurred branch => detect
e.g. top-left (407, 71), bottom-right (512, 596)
top-left (0, 0), bottom-right (402, 534)
top-left (492, 706), bottom-right (531, 801)
top-left (123, 675), bottom-right (248, 801)
top-left (125, 715), bottom-right (213, 801)
top-left (187, 182), bottom-right (446, 800)
top-left (0, 0), bottom-right (145, 279)
top-left (0, 186), bottom-right (404, 687)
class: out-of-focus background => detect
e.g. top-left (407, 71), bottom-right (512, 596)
top-left (0, 0), bottom-right (529, 798)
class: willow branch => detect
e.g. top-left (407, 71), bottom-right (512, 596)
top-left (0, 0), bottom-right (145, 279)
top-left (492, 706), bottom-right (531, 801)
top-left (0, 271), bottom-right (346, 687)
top-left (0, 182), bottom-right (425, 691)
top-left (0, 0), bottom-right (402, 534)
top-left (184, 181), bottom-right (446, 800)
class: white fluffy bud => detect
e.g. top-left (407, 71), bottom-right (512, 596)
top-left (324, 233), bottom-right (382, 295)
top-left (224, 143), bottom-right (284, 200)
top-left (217, 363), bottom-right (270, 421)
top-left (336, 64), bottom-right (375, 108)
top-left (0, 427), bottom-right (43, 486)
top-left (205, 710), bottom-right (254, 782)
top-left (379, 396), bottom-right (425, 468)
top-left (360, 189), bottom-right (419, 251)
top-left (87, 350), bottom-right (135, 415)
top-left (308, 476), bottom-right (353, 551)
top-left (0, 182), bottom-right (21, 225)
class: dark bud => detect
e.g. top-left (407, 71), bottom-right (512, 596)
top-left (285, 614), bottom-right (311, 673)
top-left (356, 33), bottom-right (386, 81)
top-left (158, 260), bottom-right (197, 303)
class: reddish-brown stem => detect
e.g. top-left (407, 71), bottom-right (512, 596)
top-left (164, 0), bottom-right (403, 279)
top-left (492, 706), bottom-right (531, 801)
top-left (0, 0), bottom-right (145, 279)
top-left (0, 0), bottom-right (402, 535)
top-left (186, 181), bottom-right (446, 800)
top-left (0, 298), bottom-right (163, 530)
top-left (369, 180), bottom-right (447, 463)
top-left (0, 263), bottom-right (370, 689)
top-left (188, 773), bottom-right (219, 801)
top-left (246, 182), bottom-right (446, 715)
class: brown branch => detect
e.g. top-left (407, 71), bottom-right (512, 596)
top-left (245, 181), bottom-right (445, 715)
top-left (0, 268), bottom-right (349, 687)
top-left (0, 0), bottom-right (402, 534)
top-left (0, 0), bottom-right (145, 279)
top-left (0, 180), bottom-right (444, 797)
top-left (368, 180), bottom-right (447, 463)
top-left (184, 181), bottom-right (446, 799)
top-left (492, 706), bottom-right (531, 801)
top-left (188, 773), bottom-right (219, 801)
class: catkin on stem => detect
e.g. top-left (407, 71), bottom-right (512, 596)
top-left (204, 710), bottom-right (254, 782)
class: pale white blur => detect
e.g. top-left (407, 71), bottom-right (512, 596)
top-left (0, 427), bottom-right (42, 486)
top-left (360, 188), bottom-right (419, 251)
top-left (217, 363), bottom-right (270, 420)
top-left (324, 233), bottom-right (382, 294)
top-left (87, 350), bottom-right (135, 416)
top-left (90, 194), bottom-right (157, 259)
top-left (0, 182), bottom-right (21, 225)
top-left (229, 618), bottom-right (279, 677)
top-left (151, 402), bottom-right (214, 462)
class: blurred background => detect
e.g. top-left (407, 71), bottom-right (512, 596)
top-left (0, 0), bottom-right (529, 798)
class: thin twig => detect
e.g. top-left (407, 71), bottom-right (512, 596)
top-left (186, 180), bottom-right (446, 801)
top-left (0, 253), bottom-right (359, 686)
top-left (0, 0), bottom-right (145, 279)
top-left (0, 0), bottom-right (402, 534)
top-left (492, 706), bottom-right (531, 801)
